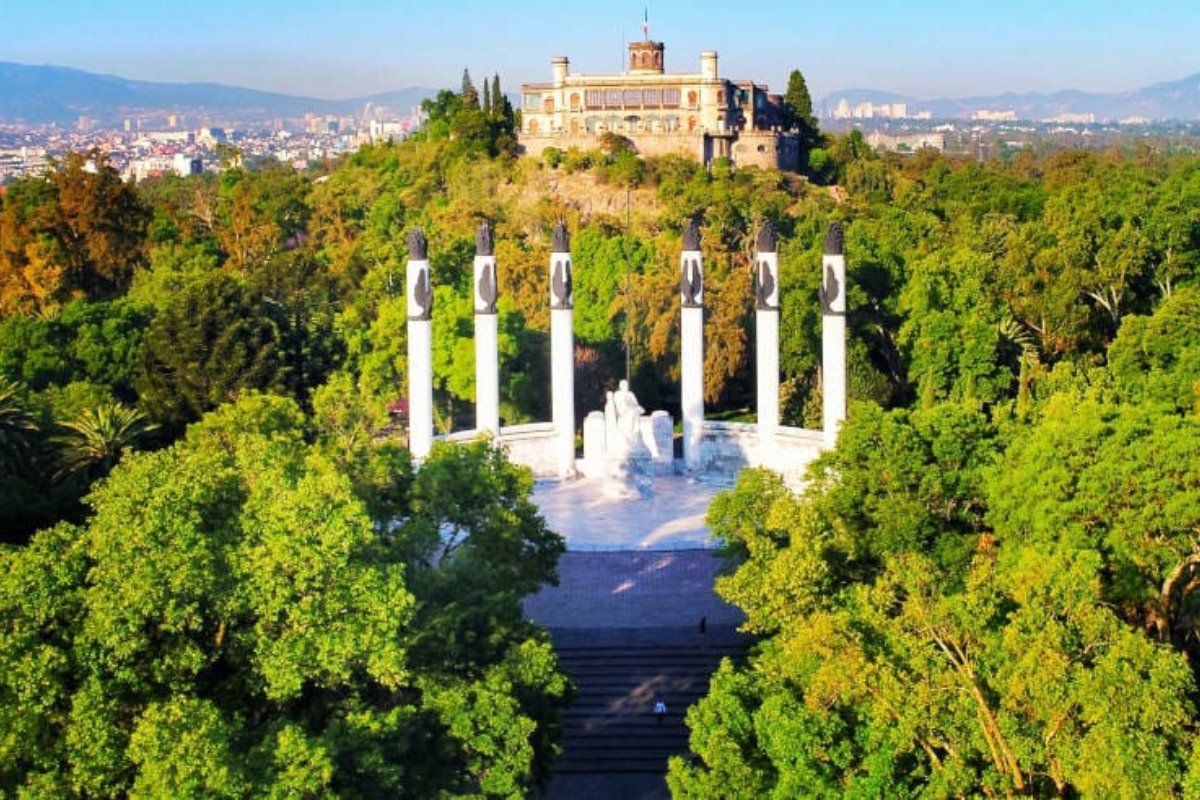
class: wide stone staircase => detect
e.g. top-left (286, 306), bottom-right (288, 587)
top-left (524, 550), bottom-right (751, 798)
top-left (542, 627), bottom-right (751, 798)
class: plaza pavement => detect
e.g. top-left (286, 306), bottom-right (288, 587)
top-left (529, 473), bottom-right (728, 551)
top-left (525, 474), bottom-right (746, 799)
top-left (525, 474), bottom-right (744, 630)
top-left (524, 550), bottom-right (743, 629)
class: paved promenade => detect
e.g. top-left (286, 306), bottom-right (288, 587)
top-left (530, 474), bottom-right (727, 551)
top-left (525, 474), bottom-right (746, 798)
top-left (524, 550), bottom-right (744, 629)
top-left (526, 474), bottom-right (742, 628)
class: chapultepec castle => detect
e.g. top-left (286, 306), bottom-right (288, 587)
top-left (519, 39), bottom-right (800, 171)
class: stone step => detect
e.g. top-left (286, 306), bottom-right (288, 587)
top-left (547, 632), bottom-right (751, 787)
top-left (561, 654), bottom-right (731, 665)
top-left (557, 648), bottom-right (742, 659)
top-left (555, 758), bottom-right (680, 775)
top-left (562, 727), bottom-right (688, 741)
top-left (562, 693), bottom-right (708, 709)
top-left (560, 740), bottom-right (688, 755)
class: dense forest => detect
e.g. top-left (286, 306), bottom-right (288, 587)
top-left (2, 69), bottom-right (1200, 796)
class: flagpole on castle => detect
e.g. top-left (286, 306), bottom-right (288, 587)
top-left (643, 6), bottom-right (649, 41)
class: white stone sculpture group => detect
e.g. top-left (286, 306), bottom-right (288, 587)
top-left (404, 218), bottom-right (847, 485)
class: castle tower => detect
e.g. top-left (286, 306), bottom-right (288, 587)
top-left (628, 40), bottom-right (665, 74)
top-left (821, 223), bottom-right (848, 447)
top-left (550, 222), bottom-right (576, 476)
top-left (754, 222), bottom-right (780, 447)
top-left (474, 221), bottom-right (500, 437)
top-left (551, 56), bottom-right (569, 88)
top-left (406, 229), bottom-right (433, 460)
top-left (680, 220), bottom-right (704, 470)
top-left (699, 51), bottom-right (723, 132)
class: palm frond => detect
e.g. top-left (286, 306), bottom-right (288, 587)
top-left (52, 403), bottom-right (157, 481)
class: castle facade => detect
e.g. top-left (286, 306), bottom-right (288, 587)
top-left (518, 41), bottom-right (799, 171)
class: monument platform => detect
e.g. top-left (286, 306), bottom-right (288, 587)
top-left (531, 474), bottom-right (725, 551)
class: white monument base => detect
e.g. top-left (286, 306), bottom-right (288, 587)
top-left (697, 422), bottom-right (825, 490)
top-left (579, 409), bottom-right (673, 480)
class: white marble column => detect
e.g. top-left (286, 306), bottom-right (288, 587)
top-left (550, 222), bottom-right (575, 476)
top-left (474, 221), bottom-right (500, 437)
top-left (821, 222), bottom-right (847, 448)
top-left (754, 223), bottom-right (780, 447)
top-left (405, 228), bottom-right (433, 460)
top-left (680, 220), bottom-right (704, 471)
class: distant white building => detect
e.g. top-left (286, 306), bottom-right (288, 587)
top-left (866, 131), bottom-right (945, 153)
top-left (1044, 112), bottom-right (1095, 124)
top-left (198, 127), bottom-right (228, 145)
top-left (830, 99), bottom-right (919, 120)
top-left (172, 153), bottom-right (203, 177)
top-left (128, 156), bottom-right (172, 182)
top-left (140, 131), bottom-right (194, 145)
top-left (369, 119), bottom-right (411, 143)
top-left (972, 109), bottom-right (1018, 121)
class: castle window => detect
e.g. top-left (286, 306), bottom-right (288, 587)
top-left (543, 98), bottom-right (554, 113)
top-left (570, 93), bottom-right (581, 109)
top-left (606, 89), bottom-right (622, 107)
top-left (662, 88), bottom-right (680, 107)
top-left (586, 89), bottom-right (603, 108)
top-left (644, 89), bottom-right (660, 106)
top-left (624, 89), bottom-right (641, 107)
top-left (687, 90), bottom-right (698, 106)
top-left (525, 93), bottom-right (541, 109)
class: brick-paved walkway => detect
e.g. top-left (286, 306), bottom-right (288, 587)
top-left (524, 479), bottom-right (746, 798)
top-left (524, 550), bottom-right (744, 630)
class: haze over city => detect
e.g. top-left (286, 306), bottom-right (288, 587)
top-left (5, 0), bottom-right (1199, 99)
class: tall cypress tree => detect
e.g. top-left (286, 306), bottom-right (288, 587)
top-left (461, 68), bottom-right (479, 109)
top-left (783, 69), bottom-right (814, 133)
top-left (491, 74), bottom-right (503, 119)
top-left (482, 79), bottom-right (492, 116)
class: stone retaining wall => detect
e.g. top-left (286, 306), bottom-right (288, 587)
top-left (438, 420), bottom-right (824, 487)
top-left (698, 422), bottom-right (825, 487)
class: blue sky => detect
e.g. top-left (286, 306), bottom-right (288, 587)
top-left (3, 0), bottom-right (1197, 100)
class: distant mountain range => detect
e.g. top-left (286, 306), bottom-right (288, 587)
top-left (822, 72), bottom-right (1200, 121)
top-left (4, 60), bottom-right (1199, 127)
top-left (0, 62), bottom-right (435, 126)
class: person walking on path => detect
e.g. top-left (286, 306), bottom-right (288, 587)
top-left (653, 698), bottom-right (667, 724)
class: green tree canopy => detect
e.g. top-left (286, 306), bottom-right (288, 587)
top-left (136, 272), bottom-right (291, 427)
top-left (672, 465), bottom-right (1200, 798)
top-left (0, 394), bottom-right (569, 797)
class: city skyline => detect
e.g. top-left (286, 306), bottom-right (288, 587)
top-left (4, 0), bottom-right (1199, 101)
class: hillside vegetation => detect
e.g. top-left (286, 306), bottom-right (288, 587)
top-left (2, 78), bottom-right (1200, 796)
